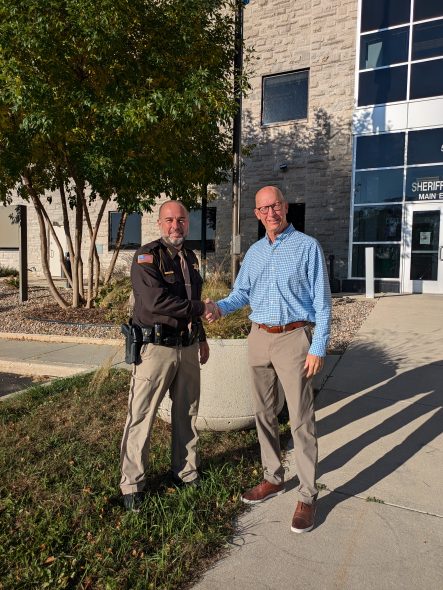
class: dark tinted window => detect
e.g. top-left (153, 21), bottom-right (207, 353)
top-left (356, 133), bottom-right (405, 169)
top-left (412, 20), bottom-right (443, 60)
top-left (410, 58), bottom-right (443, 99)
top-left (414, 0), bottom-right (443, 22)
top-left (187, 207), bottom-right (216, 251)
top-left (408, 128), bottom-right (443, 165)
top-left (353, 205), bottom-right (402, 241)
top-left (109, 212), bottom-right (141, 250)
top-left (354, 169), bottom-right (404, 204)
top-left (406, 165), bottom-right (443, 201)
top-left (361, 0), bottom-right (410, 33)
top-left (360, 28), bottom-right (409, 69)
top-left (358, 66), bottom-right (407, 106)
top-left (352, 244), bottom-right (400, 278)
top-left (262, 70), bottom-right (308, 125)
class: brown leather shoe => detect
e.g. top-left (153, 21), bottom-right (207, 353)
top-left (241, 480), bottom-right (285, 504)
top-left (291, 500), bottom-right (316, 533)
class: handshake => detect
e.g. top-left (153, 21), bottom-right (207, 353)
top-left (203, 298), bottom-right (221, 323)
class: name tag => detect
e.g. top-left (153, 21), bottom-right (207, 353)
top-left (164, 271), bottom-right (174, 275)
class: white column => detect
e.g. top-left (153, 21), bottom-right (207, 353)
top-left (365, 247), bottom-right (374, 298)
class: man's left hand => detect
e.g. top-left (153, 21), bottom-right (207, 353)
top-left (199, 341), bottom-right (210, 365)
top-left (304, 354), bottom-right (324, 379)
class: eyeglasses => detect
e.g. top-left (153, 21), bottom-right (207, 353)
top-left (255, 202), bottom-right (283, 215)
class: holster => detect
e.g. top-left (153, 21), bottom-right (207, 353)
top-left (121, 322), bottom-right (143, 364)
top-left (189, 322), bottom-right (199, 345)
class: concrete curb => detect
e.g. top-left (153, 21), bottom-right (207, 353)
top-left (0, 331), bottom-right (122, 346)
top-left (0, 359), bottom-right (94, 377)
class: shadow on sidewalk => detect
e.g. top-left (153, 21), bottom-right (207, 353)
top-left (309, 341), bottom-right (443, 526)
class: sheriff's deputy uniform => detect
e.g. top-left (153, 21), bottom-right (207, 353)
top-left (120, 238), bottom-right (206, 499)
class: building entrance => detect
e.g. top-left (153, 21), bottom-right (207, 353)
top-left (403, 203), bottom-right (443, 294)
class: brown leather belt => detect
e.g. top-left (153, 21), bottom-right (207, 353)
top-left (257, 321), bottom-right (308, 334)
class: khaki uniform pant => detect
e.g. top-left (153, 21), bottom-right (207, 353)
top-left (248, 323), bottom-right (318, 504)
top-left (120, 342), bottom-right (200, 495)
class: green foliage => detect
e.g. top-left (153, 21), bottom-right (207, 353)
top-left (0, 265), bottom-right (19, 277)
top-left (203, 274), bottom-right (252, 339)
top-left (0, 370), bottom-right (264, 589)
top-left (0, 0), bottom-right (239, 209)
top-left (96, 277), bottom-right (132, 323)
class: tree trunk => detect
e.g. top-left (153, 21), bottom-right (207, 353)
top-left (72, 190), bottom-right (84, 307)
top-left (83, 195), bottom-right (108, 308)
top-left (103, 211), bottom-right (128, 285)
top-left (22, 175), bottom-right (69, 308)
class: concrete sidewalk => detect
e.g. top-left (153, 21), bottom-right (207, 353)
top-left (193, 294), bottom-right (443, 590)
top-left (0, 336), bottom-right (125, 380)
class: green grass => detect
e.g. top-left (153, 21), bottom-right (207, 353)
top-left (0, 370), bottom-right (267, 590)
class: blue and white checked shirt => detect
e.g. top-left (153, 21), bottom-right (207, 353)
top-left (217, 225), bottom-right (332, 356)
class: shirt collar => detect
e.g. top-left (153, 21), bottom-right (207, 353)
top-left (266, 223), bottom-right (294, 245)
top-left (160, 238), bottom-right (183, 259)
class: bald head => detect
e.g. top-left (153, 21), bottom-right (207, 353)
top-left (255, 186), bottom-right (285, 208)
top-left (157, 200), bottom-right (189, 247)
top-left (254, 185), bottom-right (289, 242)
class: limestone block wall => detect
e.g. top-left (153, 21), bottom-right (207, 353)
top-left (0, 249), bottom-right (19, 270)
top-left (214, 0), bottom-right (358, 279)
top-left (0, 195), bottom-right (167, 279)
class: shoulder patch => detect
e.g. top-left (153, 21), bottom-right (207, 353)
top-left (137, 254), bottom-right (154, 264)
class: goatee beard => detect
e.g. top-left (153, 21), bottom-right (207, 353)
top-left (165, 236), bottom-right (185, 247)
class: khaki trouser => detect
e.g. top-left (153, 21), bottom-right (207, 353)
top-left (248, 323), bottom-right (318, 504)
top-left (120, 342), bottom-right (200, 495)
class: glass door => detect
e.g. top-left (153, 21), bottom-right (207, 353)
top-left (403, 203), bottom-right (443, 293)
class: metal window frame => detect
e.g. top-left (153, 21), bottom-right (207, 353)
top-left (350, 0), bottom-right (443, 282)
top-left (261, 69), bottom-right (310, 127)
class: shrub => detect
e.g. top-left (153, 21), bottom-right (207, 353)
top-left (0, 265), bottom-right (19, 277)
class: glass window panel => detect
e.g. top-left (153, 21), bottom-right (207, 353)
top-left (361, 0), bottom-right (411, 33)
top-left (411, 209), bottom-right (440, 280)
top-left (406, 165), bottom-right (443, 200)
top-left (358, 65), bottom-right (407, 106)
top-left (412, 210), bottom-right (440, 250)
top-left (353, 205), bottom-right (402, 241)
top-left (408, 128), bottom-right (443, 165)
top-left (414, 0), bottom-right (443, 22)
top-left (354, 169), bottom-right (404, 204)
top-left (410, 58), bottom-right (443, 99)
top-left (360, 28), bottom-right (409, 69)
top-left (356, 133), bottom-right (405, 169)
top-left (352, 244), bottom-right (400, 278)
top-left (186, 208), bottom-right (216, 251)
top-left (412, 20), bottom-right (443, 60)
top-left (410, 253), bottom-right (439, 279)
top-left (262, 70), bottom-right (308, 125)
top-left (109, 212), bottom-right (141, 250)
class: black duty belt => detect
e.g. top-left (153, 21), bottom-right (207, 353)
top-left (140, 324), bottom-right (197, 347)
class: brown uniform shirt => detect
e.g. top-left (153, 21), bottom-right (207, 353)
top-left (131, 238), bottom-right (206, 340)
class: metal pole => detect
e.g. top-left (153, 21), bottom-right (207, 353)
top-left (200, 184), bottom-right (208, 281)
top-left (19, 205), bottom-right (28, 303)
top-left (231, 0), bottom-right (247, 286)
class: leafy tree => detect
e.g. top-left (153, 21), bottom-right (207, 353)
top-left (0, 0), bottom-right (240, 307)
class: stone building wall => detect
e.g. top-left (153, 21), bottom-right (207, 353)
top-left (215, 0), bottom-right (358, 279)
top-left (0, 196), bottom-right (166, 279)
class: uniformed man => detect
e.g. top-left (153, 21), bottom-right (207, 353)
top-left (120, 200), bottom-right (211, 511)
